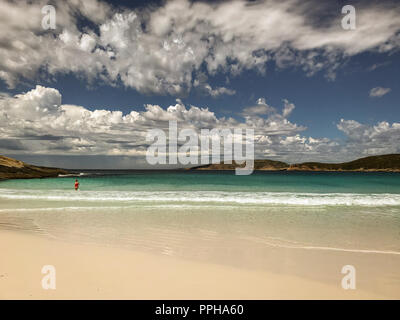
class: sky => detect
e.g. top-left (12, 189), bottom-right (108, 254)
top-left (0, 0), bottom-right (399, 169)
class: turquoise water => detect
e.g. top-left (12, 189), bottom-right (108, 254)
top-left (1, 171), bottom-right (400, 206)
top-left (1, 171), bottom-right (400, 269)
top-left (2, 170), bottom-right (400, 193)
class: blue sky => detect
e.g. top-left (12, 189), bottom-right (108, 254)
top-left (0, 0), bottom-right (399, 168)
top-left (2, 44), bottom-right (398, 140)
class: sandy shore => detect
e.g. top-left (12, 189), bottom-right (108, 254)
top-left (0, 230), bottom-right (389, 300)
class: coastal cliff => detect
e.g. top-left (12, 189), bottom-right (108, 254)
top-left (0, 155), bottom-right (69, 180)
top-left (190, 154), bottom-right (400, 172)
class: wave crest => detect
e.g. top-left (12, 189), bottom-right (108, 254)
top-left (1, 190), bottom-right (400, 206)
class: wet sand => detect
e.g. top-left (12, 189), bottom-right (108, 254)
top-left (0, 230), bottom-right (394, 299)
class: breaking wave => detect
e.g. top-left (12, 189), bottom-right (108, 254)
top-left (1, 189), bottom-right (400, 206)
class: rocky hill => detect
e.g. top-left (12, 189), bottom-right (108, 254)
top-left (191, 159), bottom-right (288, 171)
top-left (190, 154), bottom-right (400, 172)
top-left (0, 155), bottom-right (69, 180)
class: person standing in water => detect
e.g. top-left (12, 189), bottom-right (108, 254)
top-left (74, 179), bottom-right (80, 191)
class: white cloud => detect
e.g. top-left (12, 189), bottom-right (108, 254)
top-left (369, 87), bottom-right (391, 97)
top-left (1, 85), bottom-right (399, 164)
top-left (0, 86), bottom-right (230, 156)
top-left (203, 84), bottom-right (236, 98)
top-left (242, 98), bottom-right (275, 116)
top-left (282, 99), bottom-right (295, 118)
top-left (0, 0), bottom-right (400, 94)
top-left (0, 86), bottom-right (311, 163)
top-left (337, 119), bottom-right (400, 156)
top-left (193, 73), bottom-right (236, 97)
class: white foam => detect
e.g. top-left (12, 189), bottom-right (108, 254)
top-left (1, 189), bottom-right (400, 206)
top-left (243, 236), bottom-right (400, 255)
top-left (58, 172), bottom-right (87, 177)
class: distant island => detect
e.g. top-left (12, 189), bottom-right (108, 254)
top-left (190, 154), bottom-right (400, 172)
top-left (0, 155), bottom-right (68, 180)
top-left (1, 154), bottom-right (400, 181)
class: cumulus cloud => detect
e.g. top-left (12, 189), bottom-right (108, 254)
top-left (0, 0), bottom-right (114, 88)
top-left (193, 73), bottom-right (236, 97)
top-left (0, 86), bottom-right (230, 156)
top-left (0, 85), bottom-right (323, 163)
top-left (337, 119), bottom-right (400, 156)
top-left (203, 85), bottom-right (236, 98)
top-left (242, 98), bottom-right (275, 116)
top-left (282, 99), bottom-right (295, 118)
top-left (1, 0), bottom-right (400, 95)
top-left (1, 85), bottom-right (399, 165)
top-left (369, 87), bottom-right (391, 97)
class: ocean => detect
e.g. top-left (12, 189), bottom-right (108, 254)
top-left (1, 170), bottom-right (400, 286)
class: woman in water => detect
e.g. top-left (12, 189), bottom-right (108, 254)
top-left (74, 179), bottom-right (79, 191)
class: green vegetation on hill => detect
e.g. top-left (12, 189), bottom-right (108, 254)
top-left (190, 154), bottom-right (400, 172)
top-left (291, 154), bottom-right (400, 171)
top-left (191, 159), bottom-right (288, 171)
top-left (1, 154), bottom-right (400, 180)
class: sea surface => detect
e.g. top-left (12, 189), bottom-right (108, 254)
top-left (1, 170), bottom-right (400, 290)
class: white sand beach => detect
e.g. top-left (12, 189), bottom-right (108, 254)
top-left (0, 229), bottom-right (395, 300)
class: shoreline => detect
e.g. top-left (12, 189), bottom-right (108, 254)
top-left (0, 229), bottom-right (395, 300)
top-left (191, 168), bottom-right (400, 173)
top-left (1, 168), bottom-right (400, 182)
top-left (2, 154), bottom-right (400, 181)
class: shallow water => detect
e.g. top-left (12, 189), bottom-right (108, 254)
top-left (1, 170), bottom-right (400, 252)
top-left (1, 170), bottom-right (400, 294)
